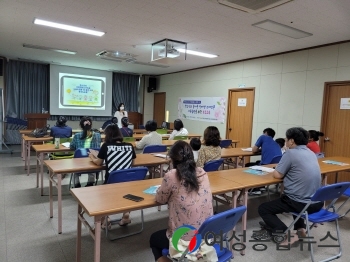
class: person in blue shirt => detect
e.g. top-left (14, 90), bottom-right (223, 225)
top-left (248, 128), bottom-right (282, 195)
top-left (50, 116), bottom-right (72, 139)
top-left (100, 117), bottom-right (118, 131)
top-left (120, 117), bottom-right (133, 137)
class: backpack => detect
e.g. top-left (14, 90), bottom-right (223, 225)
top-left (28, 124), bottom-right (50, 138)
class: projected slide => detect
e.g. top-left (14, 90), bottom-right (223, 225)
top-left (59, 73), bottom-right (106, 110)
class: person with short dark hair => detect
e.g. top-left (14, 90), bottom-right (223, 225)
top-left (196, 126), bottom-right (221, 168)
top-left (190, 138), bottom-right (201, 162)
top-left (101, 117), bottom-right (118, 131)
top-left (255, 127), bottom-right (323, 244)
top-left (149, 140), bottom-right (213, 262)
top-left (275, 138), bottom-right (287, 154)
top-left (307, 130), bottom-right (324, 153)
top-left (114, 103), bottom-right (128, 128)
top-left (50, 116), bottom-right (72, 138)
top-left (70, 116), bottom-right (101, 187)
top-left (135, 120), bottom-right (162, 150)
top-left (120, 117), bottom-right (133, 137)
top-left (89, 124), bottom-right (136, 226)
top-left (168, 119), bottom-right (188, 140)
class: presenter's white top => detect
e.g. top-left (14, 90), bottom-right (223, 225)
top-left (169, 128), bottom-right (189, 140)
top-left (114, 110), bottom-right (128, 128)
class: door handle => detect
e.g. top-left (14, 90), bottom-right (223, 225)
top-left (324, 137), bottom-right (330, 142)
top-left (229, 128), bottom-right (232, 131)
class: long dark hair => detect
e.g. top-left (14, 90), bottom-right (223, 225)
top-left (308, 130), bottom-right (324, 142)
top-left (169, 140), bottom-right (199, 192)
top-left (79, 116), bottom-right (92, 140)
top-left (203, 126), bottom-right (221, 146)
top-left (104, 124), bottom-right (123, 143)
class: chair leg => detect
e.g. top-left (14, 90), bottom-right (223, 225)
top-left (336, 197), bottom-right (350, 218)
top-left (68, 173), bottom-right (73, 189)
top-left (106, 210), bottom-right (144, 241)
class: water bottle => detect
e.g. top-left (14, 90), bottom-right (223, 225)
top-left (54, 138), bottom-right (60, 149)
top-left (42, 107), bottom-right (45, 114)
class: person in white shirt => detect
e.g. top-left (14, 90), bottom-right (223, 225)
top-left (168, 119), bottom-right (189, 140)
top-left (190, 138), bottom-right (201, 162)
top-left (114, 102), bottom-right (128, 128)
top-left (135, 120), bottom-right (162, 150)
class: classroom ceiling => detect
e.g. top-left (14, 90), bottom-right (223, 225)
top-left (1, 0), bottom-right (350, 75)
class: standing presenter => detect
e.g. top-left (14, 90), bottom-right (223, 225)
top-left (114, 102), bottom-right (128, 128)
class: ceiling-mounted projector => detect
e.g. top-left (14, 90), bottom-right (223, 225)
top-left (158, 48), bottom-right (180, 58)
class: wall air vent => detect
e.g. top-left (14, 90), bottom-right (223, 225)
top-left (218, 0), bottom-right (293, 13)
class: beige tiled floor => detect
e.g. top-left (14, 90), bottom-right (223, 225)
top-left (0, 145), bottom-right (350, 262)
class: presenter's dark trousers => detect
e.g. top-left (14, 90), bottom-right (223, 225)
top-left (258, 194), bottom-right (323, 233)
top-left (150, 229), bottom-right (169, 261)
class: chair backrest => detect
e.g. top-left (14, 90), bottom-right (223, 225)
top-left (311, 182), bottom-right (350, 202)
top-left (315, 152), bottom-right (325, 158)
top-left (74, 148), bottom-right (100, 158)
top-left (198, 206), bottom-right (246, 236)
top-left (174, 135), bottom-right (188, 140)
top-left (123, 137), bottom-right (135, 142)
top-left (156, 129), bottom-right (168, 134)
top-left (107, 167), bottom-right (148, 184)
top-left (219, 139), bottom-right (232, 148)
top-left (203, 159), bottom-right (224, 172)
top-left (143, 145), bottom-right (167, 154)
top-left (269, 155), bottom-right (282, 164)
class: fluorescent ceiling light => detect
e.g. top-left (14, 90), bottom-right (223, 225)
top-left (23, 44), bottom-right (76, 55)
top-left (177, 49), bottom-right (218, 58)
top-left (34, 18), bottom-right (105, 37)
top-left (252, 19), bottom-right (312, 39)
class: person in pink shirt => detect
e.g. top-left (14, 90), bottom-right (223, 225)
top-left (149, 140), bottom-right (213, 262)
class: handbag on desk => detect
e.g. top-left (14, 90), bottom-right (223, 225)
top-left (28, 124), bottom-right (50, 138)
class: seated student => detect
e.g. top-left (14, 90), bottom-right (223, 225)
top-left (89, 124), bottom-right (136, 226)
top-left (50, 116), bottom-right (72, 138)
top-left (307, 130), bottom-right (324, 153)
top-left (254, 127), bottom-right (323, 245)
top-left (135, 120), bottom-right (162, 150)
top-left (70, 116), bottom-right (101, 187)
top-left (196, 126), bottom-right (221, 168)
top-left (168, 119), bottom-right (189, 140)
top-left (190, 138), bottom-right (201, 162)
top-left (149, 140), bottom-right (213, 262)
top-left (100, 117), bottom-right (118, 131)
top-left (275, 138), bottom-right (287, 154)
top-left (120, 117), bottom-right (133, 137)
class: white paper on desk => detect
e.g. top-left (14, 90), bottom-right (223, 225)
top-left (89, 149), bottom-right (99, 158)
top-left (250, 166), bottom-right (275, 172)
top-left (61, 142), bottom-right (70, 148)
top-left (152, 153), bottom-right (168, 158)
top-left (242, 148), bottom-right (252, 152)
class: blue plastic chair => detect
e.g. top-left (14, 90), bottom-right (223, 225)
top-left (277, 182), bottom-right (350, 262)
top-left (162, 206), bottom-right (247, 262)
top-left (69, 148), bottom-right (100, 188)
top-left (316, 152), bottom-right (325, 158)
top-left (219, 139), bottom-right (232, 148)
top-left (143, 145), bottom-right (167, 154)
top-left (336, 187), bottom-right (350, 218)
top-left (203, 159), bottom-right (224, 172)
top-left (105, 167), bottom-right (148, 240)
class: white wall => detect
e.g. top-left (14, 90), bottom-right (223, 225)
top-left (145, 42), bottom-right (350, 144)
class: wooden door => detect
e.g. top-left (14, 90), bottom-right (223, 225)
top-left (321, 81), bottom-right (350, 183)
top-left (226, 88), bottom-right (255, 147)
top-left (153, 92), bottom-right (166, 128)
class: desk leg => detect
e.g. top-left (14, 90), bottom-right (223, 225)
top-left (21, 135), bottom-right (25, 159)
top-left (26, 142), bottom-right (31, 175)
top-left (241, 189), bottom-right (248, 256)
top-left (94, 216), bottom-right (102, 262)
top-left (335, 172), bottom-right (339, 183)
top-left (235, 157), bottom-right (239, 168)
top-left (49, 170), bottom-right (53, 218)
top-left (57, 173), bottom-right (62, 234)
top-left (40, 153), bottom-right (44, 195)
top-left (160, 164), bottom-right (164, 177)
top-left (76, 205), bottom-right (82, 262)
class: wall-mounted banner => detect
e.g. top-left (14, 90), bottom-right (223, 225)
top-left (178, 97), bottom-right (226, 123)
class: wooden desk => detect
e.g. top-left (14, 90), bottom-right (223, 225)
top-left (22, 135), bottom-right (53, 176)
top-left (44, 155), bottom-right (170, 234)
top-left (71, 175), bottom-right (243, 262)
top-left (132, 133), bottom-right (201, 140)
top-left (32, 144), bottom-right (73, 195)
top-left (318, 156), bottom-right (350, 184)
top-left (221, 147), bottom-right (260, 167)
